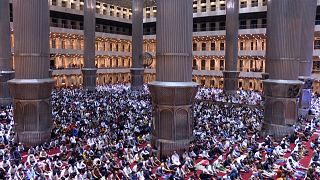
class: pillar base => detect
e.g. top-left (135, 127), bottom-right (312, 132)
top-left (298, 76), bottom-right (314, 117)
top-left (148, 81), bottom-right (198, 156)
top-left (82, 68), bottom-right (97, 91)
top-left (17, 131), bottom-right (51, 147)
top-left (260, 122), bottom-right (294, 140)
top-left (8, 78), bottom-right (54, 146)
top-left (223, 71), bottom-right (240, 94)
top-left (153, 139), bottom-right (192, 157)
top-left (0, 71), bottom-right (14, 105)
top-left (131, 68), bottom-right (144, 91)
top-left (261, 79), bottom-right (303, 140)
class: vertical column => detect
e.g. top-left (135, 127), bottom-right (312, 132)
top-left (262, 0), bottom-right (306, 139)
top-left (298, 0), bottom-right (317, 116)
top-left (149, 0), bottom-right (198, 156)
top-left (131, 0), bottom-right (144, 91)
top-left (0, 0), bottom-right (15, 105)
top-left (223, 0), bottom-right (240, 94)
top-left (82, 0), bottom-right (97, 91)
top-left (9, 0), bottom-right (54, 145)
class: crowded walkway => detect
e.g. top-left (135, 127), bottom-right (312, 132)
top-left (0, 84), bottom-right (318, 179)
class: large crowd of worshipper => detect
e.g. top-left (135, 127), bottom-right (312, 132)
top-left (196, 87), bottom-right (263, 106)
top-left (0, 84), bottom-right (319, 179)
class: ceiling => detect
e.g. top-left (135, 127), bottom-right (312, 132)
top-left (100, 0), bottom-right (156, 8)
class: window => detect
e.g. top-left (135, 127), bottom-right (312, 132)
top-left (193, 6), bottom-right (198, 13)
top-left (240, 20), bottom-right (247, 29)
top-left (202, 43), bottom-right (207, 51)
top-left (250, 41), bottom-right (254, 50)
top-left (249, 82), bottom-right (253, 88)
top-left (51, 18), bottom-right (58, 27)
top-left (110, 6), bottom-right (114, 16)
top-left (61, 1), bottom-right (67, 7)
top-left (70, 40), bottom-right (74, 49)
top-left (211, 42), bottom-right (216, 50)
top-left (211, 5), bottom-right (216, 11)
top-left (239, 81), bottom-right (243, 88)
top-left (201, 0), bottom-right (206, 3)
top-left (219, 80), bottom-right (223, 87)
top-left (201, 79), bottom-right (206, 86)
top-left (250, 19), bottom-right (258, 28)
top-left (262, 19), bottom-right (267, 28)
top-left (314, 40), bottom-right (320, 49)
top-left (209, 23), bottom-right (216, 31)
top-left (61, 19), bottom-right (68, 28)
top-left (239, 59), bottom-right (243, 71)
top-left (219, 22), bottom-right (225, 30)
top-left (250, 60), bottom-right (255, 70)
top-left (240, 41), bottom-right (244, 50)
top-left (193, 23), bottom-right (198, 32)
top-left (80, 1), bottom-right (84, 10)
top-left (210, 60), bottom-right (215, 70)
top-left (220, 3), bottom-right (225, 10)
top-left (52, 0), bottom-right (57, 6)
top-left (201, 60), bottom-right (206, 70)
top-left (116, 59), bottom-right (119, 67)
top-left (201, 23), bottom-right (207, 31)
top-left (262, 0), bottom-right (267, 6)
top-left (313, 61), bottom-right (320, 71)
top-left (220, 60), bottom-right (224, 70)
top-left (220, 42), bottom-right (225, 51)
top-left (240, 1), bottom-right (247, 8)
top-left (80, 22), bottom-right (84, 30)
top-left (251, 0), bottom-right (258, 7)
top-left (70, 21), bottom-right (76, 29)
top-left (153, 6), bottom-right (157, 17)
top-left (201, 6), bottom-right (207, 12)
top-left (210, 80), bottom-right (215, 87)
top-left (96, 2), bottom-right (101, 13)
top-left (193, 59), bottom-right (198, 70)
top-left (61, 40), bottom-right (65, 49)
top-left (51, 39), bottom-right (56, 49)
top-left (95, 42), bottom-right (99, 51)
top-left (193, 43), bottom-right (197, 51)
